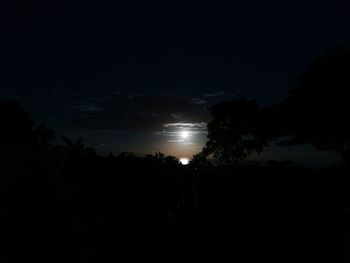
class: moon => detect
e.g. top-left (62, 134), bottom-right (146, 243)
top-left (180, 131), bottom-right (190, 139)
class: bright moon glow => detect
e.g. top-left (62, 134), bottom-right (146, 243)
top-left (180, 158), bottom-right (189, 165)
top-left (180, 131), bottom-right (190, 139)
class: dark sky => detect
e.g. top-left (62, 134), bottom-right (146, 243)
top-left (1, 0), bottom-right (349, 160)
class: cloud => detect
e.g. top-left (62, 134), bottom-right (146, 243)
top-left (70, 96), bottom-right (112, 113)
top-left (155, 122), bottom-right (208, 145)
top-left (68, 94), bottom-right (210, 133)
top-left (201, 90), bottom-right (241, 99)
top-left (191, 98), bottom-right (207, 105)
top-left (71, 104), bottom-right (107, 112)
top-left (163, 122), bottom-right (207, 129)
top-left (202, 91), bottom-right (227, 97)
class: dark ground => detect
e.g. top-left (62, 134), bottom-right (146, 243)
top-left (1, 144), bottom-right (349, 262)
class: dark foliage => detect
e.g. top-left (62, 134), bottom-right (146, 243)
top-left (203, 48), bottom-right (350, 166)
top-left (0, 100), bottom-right (55, 147)
top-left (1, 139), bottom-right (348, 262)
top-left (0, 100), bottom-right (34, 146)
top-left (203, 98), bottom-right (268, 164)
top-left (277, 48), bottom-right (350, 163)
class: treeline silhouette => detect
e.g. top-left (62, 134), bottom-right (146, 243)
top-left (1, 49), bottom-right (350, 262)
top-left (203, 47), bottom-right (350, 166)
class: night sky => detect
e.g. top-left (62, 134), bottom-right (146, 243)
top-left (1, 0), bottom-right (350, 161)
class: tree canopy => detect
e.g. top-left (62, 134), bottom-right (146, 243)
top-left (202, 48), bottom-right (350, 165)
top-left (278, 48), bottom-right (350, 162)
top-left (0, 100), bottom-right (55, 147)
top-left (203, 98), bottom-right (267, 164)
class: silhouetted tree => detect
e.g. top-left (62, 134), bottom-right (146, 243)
top-left (203, 98), bottom-right (267, 164)
top-left (117, 151), bottom-right (137, 161)
top-left (277, 48), bottom-right (350, 164)
top-left (164, 156), bottom-right (180, 166)
top-left (0, 100), bottom-right (55, 147)
top-left (144, 152), bottom-right (167, 165)
top-left (189, 152), bottom-right (212, 169)
top-left (61, 136), bottom-right (95, 159)
top-left (60, 136), bottom-right (97, 191)
top-left (0, 100), bottom-right (35, 146)
top-left (34, 125), bottom-right (55, 144)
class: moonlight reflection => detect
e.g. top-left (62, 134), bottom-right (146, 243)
top-left (179, 158), bottom-right (189, 165)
